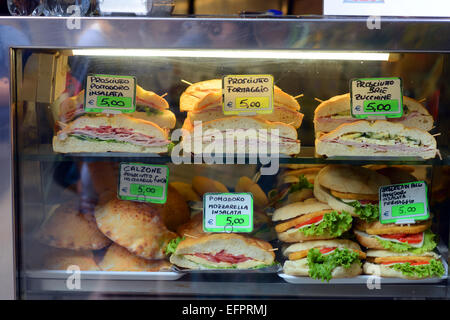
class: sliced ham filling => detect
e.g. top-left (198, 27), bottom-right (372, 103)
top-left (193, 130), bottom-right (299, 146)
top-left (190, 250), bottom-right (253, 264)
top-left (59, 125), bottom-right (170, 147)
top-left (136, 97), bottom-right (165, 111)
top-left (321, 136), bottom-right (433, 153)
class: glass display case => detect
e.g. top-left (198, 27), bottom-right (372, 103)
top-left (1, 16), bottom-right (449, 299)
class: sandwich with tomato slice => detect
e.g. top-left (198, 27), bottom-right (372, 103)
top-left (314, 165), bottom-right (390, 223)
top-left (272, 198), bottom-right (353, 243)
top-left (167, 233), bottom-right (275, 269)
top-left (180, 79), bottom-right (304, 128)
top-left (282, 239), bottom-right (366, 281)
top-left (363, 250), bottom-right (445, 279)
top-left (53, 114), bottom-right (171, 153)
top-left (53, 85), bottom-right (176, 129)
top-left (353, 218), bottom-right (437, 254)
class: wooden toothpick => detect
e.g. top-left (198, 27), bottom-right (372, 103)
top-left (181, 79), bottom-right (193, 86)
top-left (314, 98), bottom-right (323, 103)
top-left (293, 94), bottom-right (304, 100)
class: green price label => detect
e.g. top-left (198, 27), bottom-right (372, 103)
top-left (97, 96), bottom-right (133, 109)
top-left (216, 215), bottom-right (250, 227)
top-left (392, 203), bottom-right (425, 217)
top-left (363, 100), bottom-right (399, 114)
top-left (130, 184), bottom-right (164, 197)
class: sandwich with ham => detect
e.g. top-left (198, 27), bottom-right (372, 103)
top-left (53, 85), bottom-right (176, 129)
top-left (53, 114), bottom-right (171, 153)
top-left (167, 233), bottom-right (275, 269)
top-left (282, 239), bottom-right (365, 281)
top-left (314, 93), bottom-right (433, 133)
top-left (353, 219), bottom-right (437, 254)
top-left (181, 116), bottom-right (300, 155)
top-left (180, 79), bottom-right (304, 128)
top-left (314, 165), bottom-right (390, 222)
top-left (363, 250), bottom-right (445, 279)
top-left (315, 120), bottom-right (438, 159)
top-left (272, 198), bottom-right (353, 243)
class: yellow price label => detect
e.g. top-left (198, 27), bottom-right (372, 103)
top-left (235, 97), bottom-right (271, 113)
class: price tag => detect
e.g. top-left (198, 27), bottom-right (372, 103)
top-left (379, 181), bottom-right (429, 224)
top-left (350, 77), bottom-right (403, 119)
top-left (222, 75), bottom-right (274, 115)
top-left (118, 163), bottom-right (168, 204)
top-left (84, 74), bottom-right (136, 114)
top-left (203, 193), bottom-right (253, 233)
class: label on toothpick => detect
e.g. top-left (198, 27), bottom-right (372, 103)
top-left (118, 163), bottom-right (168, 204)
top-left (350, 77), bottom-right (403, 119)
top-left (203, 193), bottom-right (253, 233)
top-left (222, 75), bottom-right (274, 115)
top-left (379, 181), bottom-right (429, 224)
top-left (84, 74), bottom-right (136, 114)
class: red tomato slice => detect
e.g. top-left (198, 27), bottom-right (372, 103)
top-left (380, 232), bottom-right (423, 244)
top-left (295, 215), bottom-right (324, 229)
top-left (193, 250), bottom-right (252, 264)
top-left (319, 247), bottom-right (336, 254)
top-left (380, 260), bottom-right (430, 266)
top-left (359, 200), bottom-right (379, 205)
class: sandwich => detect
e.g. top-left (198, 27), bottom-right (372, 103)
top-left (154, 185), bottom-right (190, 232)
top-left (314, 93), bottom-right (433, 133)
top-left (353, 219), bottom-right (437, 254)
top-left (192, 176), bottom-right (229, 197)
top-left (53, 85), bottom-right (176, 129)
top-left (95, 198), bottom-right (177, 260)
top-left (363, 250), bottom-right (445, 279)
top-left (315, 120), bottom-right (438, 159)
top-left (167, 233), bottom-right (275, 270)
top-left (235, 176), bottom-right (269, 208)
top-left (169, 182), bottom-right (201, 202)
top-left (180, 79), bottom-right (304, 128)
top-left (53, 114), bottom-right (171, 153)
top-left (314, 165), bottom-right (390, 222)
top-left (272, 198), bottom-right (353, 242)
top-left (282, 239), bottom-right (365, 281)
top-left (181, 116), bottom-right (300, 155)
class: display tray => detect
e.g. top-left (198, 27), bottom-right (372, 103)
top-left (25, 270), bottom-right (185, 281)
top-left (278, 258), bottom-right (448, 284)
top-left (171, 264), bottom-right (282, 274)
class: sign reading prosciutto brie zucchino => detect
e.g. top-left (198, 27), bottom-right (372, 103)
top-left (118, 163), bottom-right (168, 204)
top-left (350, 77), bottom-right (403, 119)
top-left (203, 193), bottom-right (253, 233)
top-left (379, 181), bottom-right (429, 224)
top-left (222, 75), bottom-right (274, 115)
top-left (84, 74), bottom-right (136, 114)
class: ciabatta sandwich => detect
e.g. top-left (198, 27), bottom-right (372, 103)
top-left (53, 114), bottom-right (171, 153)
top-left (168, 233), bottom-right (275, 269)
top-left (314, 165), bottom-right (390, 222)
top-left (181, 116), bottom-right (300, 155)
top-left (315, 120), bottom-right (438, 159)
top-left (282, 239), bottom-right (365, 281)
top-left (53, 85), bottom-right (176, 129)
top-left (314, 93), bottom-right (433, 133)
top-left (363, 250), bottom-right (445, 280)
top-left (273, 198), bottom-right (353, 242)
top-left (354, 219), bottom-right (437, 254)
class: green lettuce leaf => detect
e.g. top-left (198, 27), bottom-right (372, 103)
top-left (289, 174), bottom-right (313, 194)
top-left (307, 248), bottom-right (361, 282)
top-left (300, 211), bottom-right (353, 238)
top-left (348, 201), bottom-right (379, 223)
top-left (390, 259), bottom-right (445, 278)
top-left (165, 237), bottom-right (185, 255)
top-left (71, 134), bottom-right (130, 144)
top-left (136, 105), bottom-right (163, 116)
top-left (376, 230), bottom-right (437, 254)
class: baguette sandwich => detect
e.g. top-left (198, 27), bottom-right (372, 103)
top-left (181, 116), bottom-right (300, 155)
top-left (315, 120), bottom-right (438, 159)
top-left (167, 233), bottom-right (275, 270)
top-left (53, 114), bottom-right (171, 153)
top-left (363, 250), bottom-right (445, 279)
top-left (273, 198), bottom-right (353, 242)
top-left (314, 93), bottom-right (433, 133)
top-left (314, 165), bottom-right (390, 222)
top-left (282, 239), bottom-right (365, 281)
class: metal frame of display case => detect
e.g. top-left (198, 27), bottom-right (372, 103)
top-left (1, 16), bottom-right (450, 299)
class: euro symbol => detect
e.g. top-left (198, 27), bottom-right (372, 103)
top-left (227, 102), bottom-right (232, 108)
top-left (208, 219), bottom-right (213, 225)
top-left (355, 106), bottom-right (361, 111)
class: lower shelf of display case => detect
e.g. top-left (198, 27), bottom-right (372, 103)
top-left (18, 146), bottom-right (450, 165)
top-left (24, 273), bottom-right (449, 299)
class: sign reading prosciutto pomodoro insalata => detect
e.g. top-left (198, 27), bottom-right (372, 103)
top-left (203, 193), bottom-right (253, 233)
